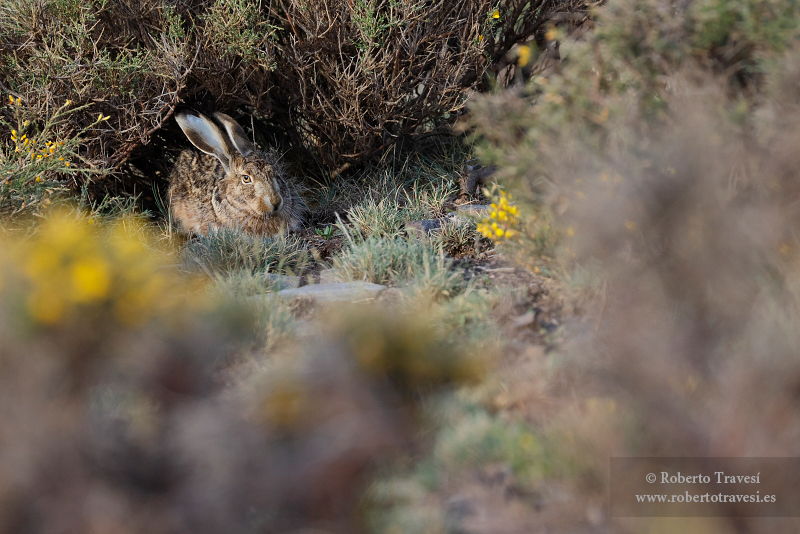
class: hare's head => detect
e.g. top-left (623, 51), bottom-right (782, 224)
top-left (175, 112), bottom-right (283, 216)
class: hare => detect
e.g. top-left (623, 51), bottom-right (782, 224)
top-left (168, 111), bottom-right (303, 236)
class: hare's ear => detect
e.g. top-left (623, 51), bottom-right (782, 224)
top-left (175, 112), bottom-right (233, 173)
top-left (213, 112), bottom-right (255, 157)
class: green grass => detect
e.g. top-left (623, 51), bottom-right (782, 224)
top-left (430, 217), bottom-right (482, 258)
top-left (346, 196), bottom-right (421, 237)
top-left (181, 228), bottom-right (310, 277)
top-left (332, 233), bottom-right (457, 287)
top-left (343, 171), bottom-right (458, 239)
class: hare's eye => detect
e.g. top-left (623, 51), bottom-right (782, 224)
top-left (241, 175), bottom-right (253, 185)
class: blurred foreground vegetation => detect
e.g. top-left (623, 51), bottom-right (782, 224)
top-left (4, 0), bottom-right (800, 533)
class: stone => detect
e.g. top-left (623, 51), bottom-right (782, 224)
top-left (277, 281), bottom-right (386, 303)
top-left (293, 319), bottom-right (321, 338)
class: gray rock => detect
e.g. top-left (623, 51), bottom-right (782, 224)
top-left (277, 281), bottom-right (386, 303)
top-left (406, 218), bottom-right (445, 237)
top-left (265, 273), bottom-right (301, 290)
top-left (293, 319), bottom-right (321, 338)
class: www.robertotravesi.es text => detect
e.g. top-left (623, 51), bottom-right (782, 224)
top-left (635, 492), bottom-right (776, 504)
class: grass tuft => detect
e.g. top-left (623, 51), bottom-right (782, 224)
top-left (181, 228), bottom-right (309, 277)
top-left (334, 235), bottom-right (453, 287)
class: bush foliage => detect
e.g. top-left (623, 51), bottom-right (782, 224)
top-left (0, 211), bottom-right (486, 533)
top-left (0, 0), bottom-right (580, 204)
top-left (462, 0), bottom-right (800, 529)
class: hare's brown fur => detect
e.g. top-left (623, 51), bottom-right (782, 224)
top-left (168, 112), bottom-right (303, 237)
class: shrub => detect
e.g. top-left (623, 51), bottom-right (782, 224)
top-left (3, 210), bottom-right (196, 327)
top-left (465, 0), bottom-right (800, 528)
top-left (1, 0), bottom-right (584, 211)
top-left (0, 0), bottom-right (192, 169)
top-left (265, 0), bottom-right (580, 170)
top-left (469, 0), bottom-right (800, 188)
top-left (0, 210), bottom-right (486, 533)
top-left (0, 98), bottom-right (109, 216)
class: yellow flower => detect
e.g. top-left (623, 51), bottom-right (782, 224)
top-left (478, 35), bottom-right (484, 43)
top-left (35, 176), bottom-right (42, 183)
top-left (491, 9), bottom-right (499, 18)
top-left (517, 45), bottom-right (531, 67)
top-left (545, 25), bottom-right (557, 41)
top-left (478, 185), bottom-right (522, 241)
top-left (65, 100), bottom-right (72, 106)
top-left (97, 113), bottom-right (111, 121)
top-left (70, 257), bottom-right (111, 303)
top-left (24, 246), bottom-right (60, 279)
top-left (7, 95), bottom-right (13, 105)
